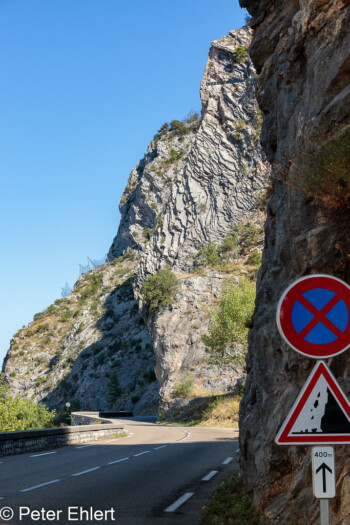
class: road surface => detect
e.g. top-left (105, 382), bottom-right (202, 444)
top-left (0, 417), bottom-right (239, 524)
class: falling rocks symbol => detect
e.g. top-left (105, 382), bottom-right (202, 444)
top-left (275, 361), bottom-right (350, 445)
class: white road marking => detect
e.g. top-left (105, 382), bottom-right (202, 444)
top-left (75, 445), bottom-right (93, 449)
top-left (176, 431), bottom-right (190, 443)
top-left (202, 470), bottom-right (218, 481)
top-left (133, 451), bottom-right (150, 457)
top-left (164, 492), bottom-right (195, 513)
top-left (21, 479), bottom-right (60, 492)
top-left (71, 467), bottom-right (100, 477)
top-left (154, 445), bottom-right (167, 450)
top-left (108, 457), bottom-right (129, 465)
top-left (222, 457), bottom-right (233, 465)
top-left (30, 451), bottom-right (57, 458)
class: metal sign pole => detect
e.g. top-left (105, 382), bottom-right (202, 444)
top-left (320, 499), bottom-right (329, 525)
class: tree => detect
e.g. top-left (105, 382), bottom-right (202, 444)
top-left (107, 371), bottom-right (122, 406)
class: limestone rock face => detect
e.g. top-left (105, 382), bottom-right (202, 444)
top-left (108, 26), bottom-right (270, 408)
top-left (238, 1), bottom-right (350, 523)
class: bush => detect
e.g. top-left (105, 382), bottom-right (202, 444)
top-left (174, 374), bottom-right (195, 398)
top-left (203, 277), bottom-right (256, 364)
top-left (0, 374), bottom-right (55, 431)
top-left (247, 252), bottom-right (262, 266)
top-left (141, 266), bottom-right (180, 312)
top-left (53, 411), bottom-right (71, 426)
top-left (199, 243), bottom-right (221, 267)
top-left (232, 46), bottom-right (249, 63)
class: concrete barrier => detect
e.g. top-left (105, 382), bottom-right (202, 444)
top-left (0, 419), bottom-right (124, 457)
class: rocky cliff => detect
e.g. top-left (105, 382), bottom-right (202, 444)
top-left (3, 26), bottom-right (270, 417)
top-left (109, 26), bottom-right (270, 412)
top-left (238, 1), bottom-right (350, 523)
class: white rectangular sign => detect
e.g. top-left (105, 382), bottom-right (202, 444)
top-left (312, 447), bottom-right (335, 499)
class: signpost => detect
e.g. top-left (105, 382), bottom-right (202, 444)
top-left (312, 447), bottom-right (335, 498)
top-left (275, 275), bottom-right (350, 524)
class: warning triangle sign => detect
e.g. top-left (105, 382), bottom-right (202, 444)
top-left (276, 361), bottom-right (350, 445)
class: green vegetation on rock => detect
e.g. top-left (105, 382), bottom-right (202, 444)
top-left (0, 374), bottom-right (55, 431)
top-left (203, 277), bottom-right (255, 364)
top-left (232, 45), bottom-right (249, 63)
top-left (141, 266), bottom-right (180, 312)
top-left (174, 374), bottom-right (195, 398)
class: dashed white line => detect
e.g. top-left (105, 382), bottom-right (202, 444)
top-left (71, 467), bottom-right (100, 477)
top-left (30, 451), bottom-right (57, 458)
top-left (222, 456), bottom-right (233, 465)
top-left (133, 451), bottom-right (150, 457)
top-left (108, 457), bottom-right (129, 465)
top-left (75, 445), bottom-right (93, 449)
top-left (21, 479), bottom-right (60, 493)
top-left (164, 492), bottom-right (195, 513)
top-left (202, 470), bottom-right (218, 481)
top-left (154, 445), bottom-right (167, 450)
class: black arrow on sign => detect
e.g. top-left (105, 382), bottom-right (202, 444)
top-left (316, 462), bottom-right (333, 493)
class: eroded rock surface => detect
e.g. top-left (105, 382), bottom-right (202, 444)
top-left (238, 1), bottom-right (350, 523)
top-left (109, 26), bottom-right (270, 409)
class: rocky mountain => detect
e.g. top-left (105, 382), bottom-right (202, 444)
top-left (109, 26), bottom-right (270, 413)
top-left (2, 26), bottom-right (270, 417)
top-left (238, 1), bottom-right (350, 523)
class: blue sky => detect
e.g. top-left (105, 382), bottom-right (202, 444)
top-left (0, 1), bottom-right (246, 365)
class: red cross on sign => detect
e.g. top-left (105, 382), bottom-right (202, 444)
top-left (277, 275), bottom-right (350, 358)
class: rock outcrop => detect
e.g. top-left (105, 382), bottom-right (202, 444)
top-left (3, 255), bottom-right (158, 413)
top-left (238, 1), bottom-right (350, 523)
top-left (109, 26), bottom-right (270, 410)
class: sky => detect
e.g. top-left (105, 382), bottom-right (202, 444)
top-left (0, 0), bottom-right (246, 366)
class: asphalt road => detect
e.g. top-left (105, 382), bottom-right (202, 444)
top-left (0, 417), bottom-right (239, 525)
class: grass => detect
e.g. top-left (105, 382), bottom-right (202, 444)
top-left (162, 393), bottom-right (241, 428)
top-left (200, 473), bottom-right (261, 524)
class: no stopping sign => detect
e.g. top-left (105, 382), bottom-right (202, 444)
top-left (277, 275), bottom-right (350, 358)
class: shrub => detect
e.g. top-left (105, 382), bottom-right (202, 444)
top-left (141, 266), bottom-right (180, 312)
top-left (247, 252), bottom-right (262, 266)
top-left (203, 277), bottom-right (256, 363)
top-left (174, 374), bottom-right (195, 398)
top-left (0, 374), bottom-right (55, 431)
top-left (232, 46), bottom-right (249, 63)
top-left (9, 372), bottom-right (16, 378)
top-left (33, 312), bottom-right (44, 322)
top-left (221, 231), bottom-right (239, 253)
top-left (53, 411), bottom-right (71, 426)
top-left (131, 395), bottom-right (140, 404)
top-left (199, 243), bottom-right (221, 267)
